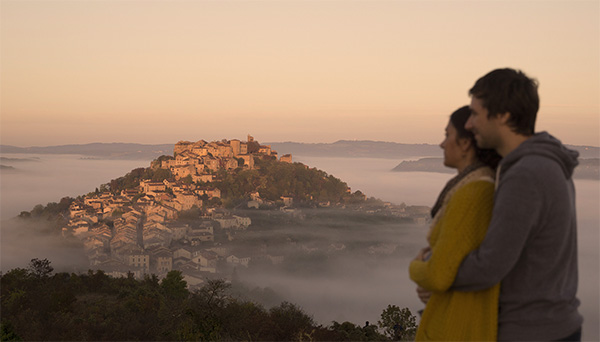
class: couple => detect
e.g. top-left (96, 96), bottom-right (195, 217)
top-left (409, 68), bottom-right (583, 341)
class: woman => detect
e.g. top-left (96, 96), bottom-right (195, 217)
top-left (409, 106), bottom-right (501, 341)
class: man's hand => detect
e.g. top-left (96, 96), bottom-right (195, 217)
top-left (413, 246), bottom-right (432, 304)
top-left (415, 246), bottom-right (431, 261)
top-left (416, 286), bottom-right (432, 304)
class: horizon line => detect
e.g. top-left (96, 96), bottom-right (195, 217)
top-left (1, 139), bottom-right (599, 149)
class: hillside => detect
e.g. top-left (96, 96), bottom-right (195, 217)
top-left (391, 158), bottom-right (453, 174)
top-left (13, 136), bottom-right (409, 282)
top-left (575, 158), bottom-right (600, 179)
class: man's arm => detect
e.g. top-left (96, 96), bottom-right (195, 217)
top-left (410, 181), bottom-right (494, 292)
top-left (452, 171), bottom-right (543, 291)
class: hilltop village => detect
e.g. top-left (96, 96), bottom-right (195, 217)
top-left (60, 135), bottom-right (429, 288)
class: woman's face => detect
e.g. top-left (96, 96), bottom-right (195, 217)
top-left (440, 122), bottom-right (464, 169)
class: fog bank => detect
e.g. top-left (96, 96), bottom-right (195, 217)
top-left (297, 156), bottom-right (599, 340)
top-left (0, 154), bottom-right (597, 340)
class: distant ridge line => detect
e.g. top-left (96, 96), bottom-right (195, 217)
top-left (0, 143), bottom-right (174, 160)
top-left (1, 140), bottom-right (598, 160)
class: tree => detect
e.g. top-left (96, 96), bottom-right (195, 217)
top-left (0, 322), bottom-right (22, 341)
top-left (30, 204), bottom-right (44, 218)
top-left (28, 258), bottom-right (53, 279)
top-left (57, 197), bottom-right (74, 212)
top-left (195, 279), bottom-right (231, 311)
top-left (151, 155), bottom-right (174, 169)
top-left (327, 321), bottom-right (370, 341)
top-left (181, 174), bottom-right (193, 185)
top-left (269, 301), bottom-right (315, 341)
top-left (152, 168), bottom-right (172, 182)
top-left (160, 270), bottom-right (188, 301)
top-left (377, 305), bottom-right (417, 341)
top-left (178, 207), bottom-right (202, 221)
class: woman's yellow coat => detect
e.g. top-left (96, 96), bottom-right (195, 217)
top-left (409, 180), bottom-right (500, 341)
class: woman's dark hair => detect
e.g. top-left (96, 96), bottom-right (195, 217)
top-left (450, 106), bottom-right (502, 170)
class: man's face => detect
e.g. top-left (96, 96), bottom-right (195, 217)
top-left (466, 96), bottom-right (501, 150)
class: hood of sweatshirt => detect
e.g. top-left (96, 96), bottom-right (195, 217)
top-left (499, 131), bottom-right (580, 179)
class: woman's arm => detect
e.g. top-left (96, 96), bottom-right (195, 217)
top-left (409, 181), bottom-right (494, 292)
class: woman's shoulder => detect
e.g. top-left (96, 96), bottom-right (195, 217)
top-left (471, 166), bottom-right (496, 182)
top-left (453, 178), bottom-right (495, 201)
top-left (450, 166), bottom-right (496, 198)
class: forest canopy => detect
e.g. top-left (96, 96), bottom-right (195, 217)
top-left (0, 259), bottom-right (417, 341)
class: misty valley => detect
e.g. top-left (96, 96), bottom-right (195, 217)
top-left (1, 140), bottom-right (598, 340)
top-left (2, 137), bottom-right (431, 298)
top-left (0, 138), bottom-right (433, 341)
top-left (1, 205), bottom-right (425, 341)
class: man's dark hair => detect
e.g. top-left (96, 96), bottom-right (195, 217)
top-left (450, 106), bottom-right (501, 170)
top-left (469, 68), bottom-right (539, 135)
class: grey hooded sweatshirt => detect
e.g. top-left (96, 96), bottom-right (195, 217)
top-left (452, 132), bottom-right (583, 341)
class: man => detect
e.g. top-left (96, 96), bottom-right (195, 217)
top-left (452, 68), bottom-right (583, 341)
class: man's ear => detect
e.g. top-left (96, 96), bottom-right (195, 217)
top-left (497, 112), bottom-right (511, 126)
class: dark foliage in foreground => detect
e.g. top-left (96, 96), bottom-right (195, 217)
top-left (1, 259), bottom-right (416, 341)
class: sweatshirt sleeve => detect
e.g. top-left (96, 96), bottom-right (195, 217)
top-left (452, 169), bottom-right (543, 291)
top-left (409, 181), bottom-right (495, 292)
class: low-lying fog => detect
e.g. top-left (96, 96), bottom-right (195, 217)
top-left (1, 153), bottom-right (597, 340)
top-left (0, 154), bottom-right (144, 219)
top-left (295, 155), bottom-right (599, 340)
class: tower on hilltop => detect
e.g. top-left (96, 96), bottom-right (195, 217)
top-left (230, 139), bottom-right (241, 156)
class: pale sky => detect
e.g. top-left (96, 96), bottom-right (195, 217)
top-left (1, 0), bottom-right (599, 147)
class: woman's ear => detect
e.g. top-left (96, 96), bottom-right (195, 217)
top-left (458, 137), bottom-right (472, 153)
